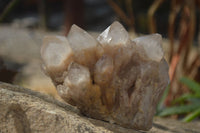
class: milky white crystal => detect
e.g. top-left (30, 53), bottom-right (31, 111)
top-left (64, 63), bottom-right (91, 95)
top-left (67, 24), bottom-right (100, 69)
top-left (41, 21), bottom-right (169, 131)
top-left (133, 34), bottom-right (164, 62)
top-left (40, 36), bottom-right (73, 75)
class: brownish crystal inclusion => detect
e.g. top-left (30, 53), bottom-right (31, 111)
top-left (41, 21), bottom-right (169, 131)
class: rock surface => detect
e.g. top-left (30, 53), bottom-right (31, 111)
top-left (41, 21), bottom-right (169, 130)
top-left (0, 82), bottom-right (200, 133)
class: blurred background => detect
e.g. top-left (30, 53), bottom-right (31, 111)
top-left (0, 0), bottom-right (200, 122)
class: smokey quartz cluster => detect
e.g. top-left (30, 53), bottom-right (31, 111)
top-left (40, 21), bottom-right (169, 131)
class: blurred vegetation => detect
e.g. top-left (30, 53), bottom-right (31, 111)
top-left (158, 77), bottom-right (200, 122)
top-left (0, 0), bottom-right (20, 22)
top-left (108, 0), bottom-right (200, 108)
top-left (0, 0), bottom-right (200, 121)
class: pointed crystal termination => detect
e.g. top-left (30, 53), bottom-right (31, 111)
top-left (40, 21), bottom-right (169, 131)
top-left (97, 21), bottom-right (129, 46)
top-left (133, 34), bottom-right (164, 62)
top-left (41, 36), bottom-right (73, 77)
top-left (67, 24), bottom-right (101, 69)
top-left (63, 63), bottom-right (91, 104)
top-left (96, 21), bottom-right (135, 71)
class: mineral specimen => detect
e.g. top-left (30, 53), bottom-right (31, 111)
top-left (40, 21), bottom-right (169, 131)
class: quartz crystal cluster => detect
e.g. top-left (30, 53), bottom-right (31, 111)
top-left (41, 21), bottom-right (169, 131)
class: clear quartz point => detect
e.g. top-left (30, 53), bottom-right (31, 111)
top-left (41, 21), bottom-right (169, 131)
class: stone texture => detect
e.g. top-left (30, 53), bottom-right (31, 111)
top-left (1, 24), bottom-right (200, 132)
top-left (151, 117), bottom-right (200, 133)
top-left (0, 82), bottom-right (139, 133)
top-left (41, 21), bottom-right (169, 131)
top-left (0, 83), bottom-right (200, 133)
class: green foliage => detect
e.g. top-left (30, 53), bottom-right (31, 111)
top-left (180, 77), bottom-right (200, 96)
top-left (158, 103), bottom-right (200, 117)
top-left (183, 107), bottom-right (200, 122)
top-left (157, 77), bottom-right (200, 122)
top-left (0, 0), bottom-right (20, 22)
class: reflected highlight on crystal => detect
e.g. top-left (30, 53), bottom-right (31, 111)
top-left (41, 21), bottom-right (169, 131)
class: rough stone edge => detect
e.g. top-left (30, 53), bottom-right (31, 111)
top-left (0, 81), bottom-right (78, 113)
top-left (1, 82), bottom-right (200, 133)
top-left (0, 82), bottom-right (141, 133)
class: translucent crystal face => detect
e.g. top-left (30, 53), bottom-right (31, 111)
top-left (133, 34), bottom-right (164, 62)
top-left (40, 21), bottom-right (169, 131)
top-left (94, 55), bottom-right (114, 85)
top-left (64, 63), bottom-right (91, 89)
top-left (97, 21), bottom-right (129, 46)
top-left (68, 24), bottom-right (98, 51)
top-left (41, 36), bottom-right (73, 72)
top-left (67, 24), bottom-right (100, 68)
